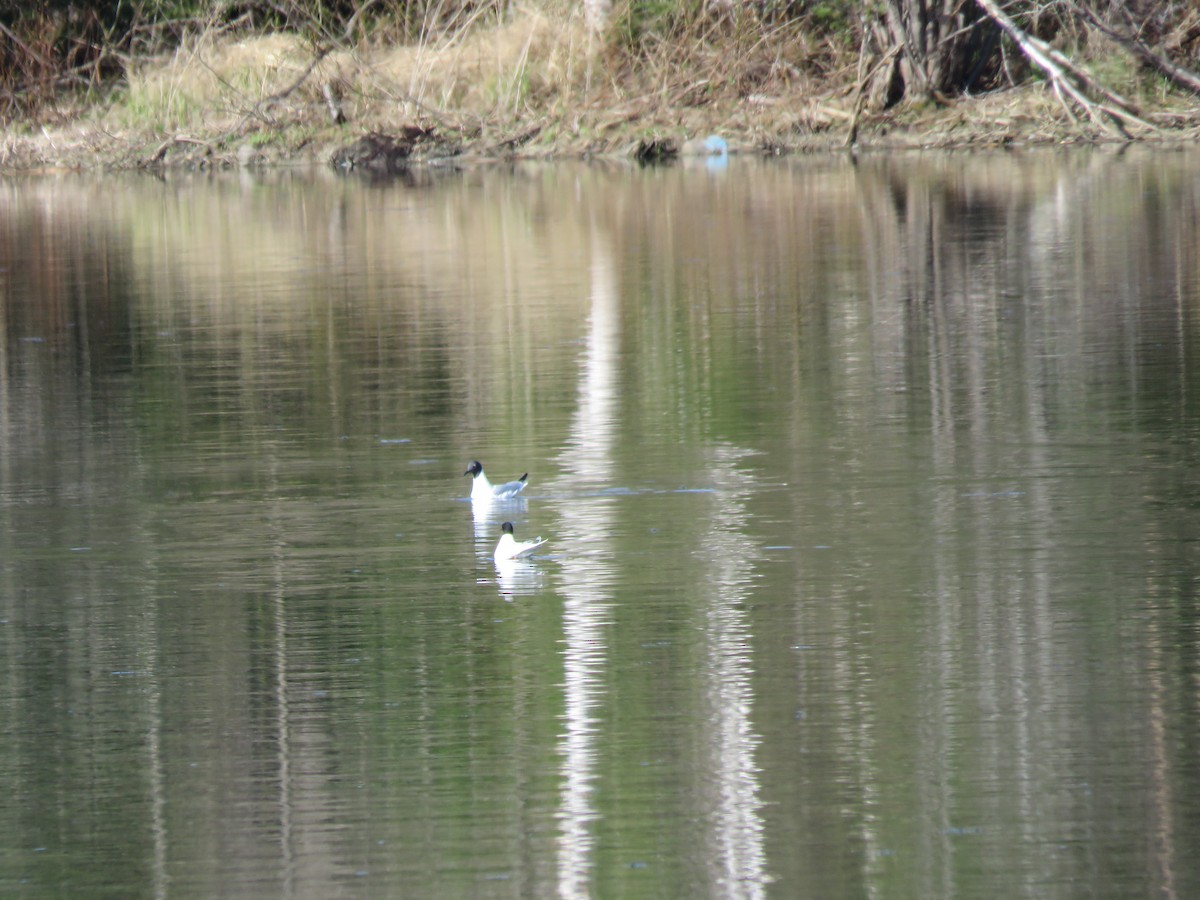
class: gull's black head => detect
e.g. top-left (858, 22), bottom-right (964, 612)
top-left (464, 460), bottom-right (483, 477)
top-left (501, 522), bottom-right (515, 535)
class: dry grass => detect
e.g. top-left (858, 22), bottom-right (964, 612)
top-left (121, 33), bottom-right (320, 131)
top-left (365, 5), bottom-right (595, 130)
top-left (8, 2), bottom-right (1200, 171)
top-left (112, 1), bottom-right (841, 152)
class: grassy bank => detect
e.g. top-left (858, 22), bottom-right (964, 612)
top-left (2, 1), bottom-right (1199, 172)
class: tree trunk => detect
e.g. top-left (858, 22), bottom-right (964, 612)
top-left (871, 0), bottom-right (994, 107)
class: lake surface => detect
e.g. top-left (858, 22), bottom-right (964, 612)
top-left (2, 148), bottom-right (1200, 898)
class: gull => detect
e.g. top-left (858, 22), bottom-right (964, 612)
top-left (464, 460), bottom-right (528, 502)
top-left (494, 521), bottom-right (548, 560)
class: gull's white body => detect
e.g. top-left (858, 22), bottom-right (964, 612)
top-left (494, 522), bottom-right (548, 560)
top-left (465, 460), bottom-right (528, 502)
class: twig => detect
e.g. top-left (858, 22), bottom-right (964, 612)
top-left (0, 20), bottom-right (54, 70)
top-left (341, 0), bottom-right (382, 44)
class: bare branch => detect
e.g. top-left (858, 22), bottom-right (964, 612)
top-left (1072, 1), bottom-right (1200, 95)
top-left (146, 134), bottom-right (214, 164)
top-left (847, 43), bottom-right (902, 147)
top-left (259, 45), bottom-right (330, 107)
top-left (973, 0), bottom-right (1159, 137)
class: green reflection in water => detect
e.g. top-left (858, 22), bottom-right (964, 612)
top-left (1, 150), bottom-right (1200, 898)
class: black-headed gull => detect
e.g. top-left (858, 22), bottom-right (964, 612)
top-left (464, 460), bottom-right (528, 501)
top-left (494, 521), bottom-right (548, 560)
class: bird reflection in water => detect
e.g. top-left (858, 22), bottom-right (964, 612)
top-left (493, 556), bottom-right (545, 599)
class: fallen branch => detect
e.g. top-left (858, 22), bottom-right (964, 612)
top-left (1071, 2), bottom-right (1200, 96)
top-left (974, 0), bottom-right (1158, 138)
top-left (483, 123), bottom-right (544, 156)
top-left (145, 134), bottom-right (214, 164)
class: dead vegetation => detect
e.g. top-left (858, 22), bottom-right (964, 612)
top-left (2, 0), bottom-right (1200, 171)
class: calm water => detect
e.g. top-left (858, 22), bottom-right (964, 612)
top-left (2, 149), bottom-right (1200, 898)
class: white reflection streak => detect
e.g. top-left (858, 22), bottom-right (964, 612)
top-left (554, 237), bottom-right (619, 900)
top-left (494, 556), bottom-right (544, 598)
top-left (268, 455), bottom-right (295, 900)
top-left (139, 531), bottom-right (168, 900)
top-left (472, 494), bottom-right (528, 552)
top-left (700, 447), bottom-right (769, 898)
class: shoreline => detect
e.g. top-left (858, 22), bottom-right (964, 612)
top-left (7, 109), bottom-right (1194, 177)
top-left (3, 27), bottom-right (1199, 176)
